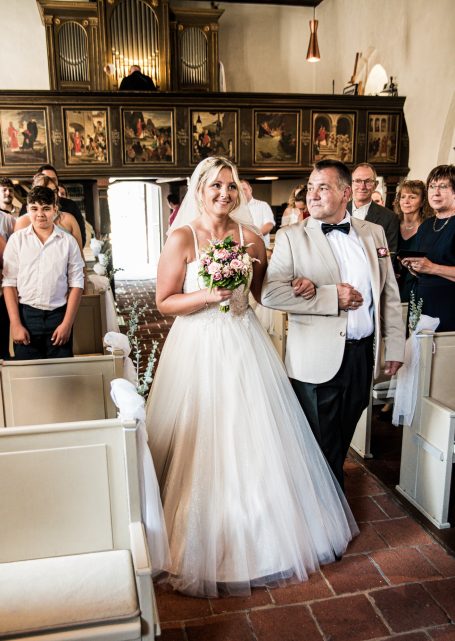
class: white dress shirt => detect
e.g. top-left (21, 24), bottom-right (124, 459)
top-left (0, 211), bottom-right (15, 240)
top-left (247, 197), bottom-right (275, 248)
top-left (320, 214), bottom-right (374, 340)
top-left (2, 224), bottom-right (84, 310)
top-left (351, 202), bottom-right (371, 221)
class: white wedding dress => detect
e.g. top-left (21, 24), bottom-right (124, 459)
top-left (146, 224), bottom-right (358, 597)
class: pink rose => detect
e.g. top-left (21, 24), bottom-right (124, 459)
top-left (214, 248), bottom-right (229, 261)
top-left (208, 262), bottom-right (222, 275)
top-left (230, 259), bottom-right (243, 271)
top-left (213, 272), bottom-right (223, 281)
top-left (377, 247), bottom-right (389, 258)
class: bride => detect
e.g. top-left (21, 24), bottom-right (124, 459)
top-left (146, 156), bottom-right (358, 598)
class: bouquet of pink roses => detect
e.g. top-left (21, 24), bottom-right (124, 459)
top-left (198, 235), bottom-right (257, 312)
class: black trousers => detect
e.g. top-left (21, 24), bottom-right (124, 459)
top-left (0, 295), bottom-right (10, 360)
top-left (14, 304), bottom-right (73, 360)
top-left (291, 334), bottom-right (374, 489)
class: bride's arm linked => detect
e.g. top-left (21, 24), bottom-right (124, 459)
top-left (246, 228), bottom-right (267, 304)
top-left (155, 227), bottom-right (233, 316)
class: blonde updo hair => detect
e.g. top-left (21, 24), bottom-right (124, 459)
top-left (287, 183), bottom-right (306, 208)
top-left (393, 179), bottom-right (433, 222)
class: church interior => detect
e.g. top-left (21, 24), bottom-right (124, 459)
top-left (0, 0), bottom-right (455, 639)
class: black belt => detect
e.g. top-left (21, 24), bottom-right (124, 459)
top-left (345, 333), bottom-right (374, 346)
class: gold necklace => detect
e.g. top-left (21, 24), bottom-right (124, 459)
top-left (432, 216), bottom-right (451, 232)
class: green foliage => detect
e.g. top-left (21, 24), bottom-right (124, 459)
top-left (126, 301), bottom-right (159, 397)
top-left (408, 291), bottom-right (424, 332)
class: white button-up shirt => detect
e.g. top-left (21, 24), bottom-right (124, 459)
top-left (2, 224), bottom-right (84, 310)
top-left (351, 202), bottom-right (371, 221)
top-left (247, 197), bottom-right (275, 248)
top-left (321, 214), bottom-right (374, 340)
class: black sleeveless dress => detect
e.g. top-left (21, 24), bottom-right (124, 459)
top-left (413, 216), bottom-right (455, 331)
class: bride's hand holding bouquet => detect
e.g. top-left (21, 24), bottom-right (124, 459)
top-left (198, 235), bottom-right (258, 312)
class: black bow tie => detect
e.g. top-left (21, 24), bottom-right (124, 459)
top-left (321, 222), bottom-right (350, 235)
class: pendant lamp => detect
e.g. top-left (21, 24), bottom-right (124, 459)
top-left (306, 4), bottom-right (320, 63)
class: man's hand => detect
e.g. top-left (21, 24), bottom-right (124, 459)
top-left (11, 322), bottom-right (30, 345)
top-left (384, 361), bottom-right (403, 376)
top-left (51, 322), bottom-right (72, 346)
top-left (292, 277), bottom-right (316, 299)
top-left (337, 283), bottom-right (364, 311)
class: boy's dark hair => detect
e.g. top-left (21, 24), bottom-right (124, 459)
top-left (167, 192), bottom-right (180, 206)
top-left (313, 159), bottom-right (351, 187)
top-left (27, 186), bottom-right (57, 207)
top-left (0, 177), bottom-right (14, 189)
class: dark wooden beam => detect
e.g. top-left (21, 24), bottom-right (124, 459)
top-left (201, 1), bottom-right (323, 6)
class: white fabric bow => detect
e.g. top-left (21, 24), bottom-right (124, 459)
top-left (104, 331), bottom-right (137, 384)
top-left (392, 314), bottom-right (440, 427)
top-left (110, 378), bottom-right (170, 574)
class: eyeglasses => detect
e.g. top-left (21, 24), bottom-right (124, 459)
top-left (428, 183), bottom-right (451, 191)
top-left (352, 179), bottom-right (376, 186)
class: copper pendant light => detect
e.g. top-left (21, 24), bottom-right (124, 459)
top-left (306, 4), bottom-right (320, 63)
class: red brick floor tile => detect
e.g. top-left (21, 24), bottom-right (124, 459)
top-left (249, 604), bottom-right (323, 641)
top-left (185, 613), bottom-right (255, 641)
top-left (429, 624), bottom-right (455, 640)
top-left (346, 523), bottom-right (389, 555)
top-left (373, 494), bottom-right (408, 519)
top-left (322, 554), bottom-right (386, 594)
top-left (155, 584), bottom-right (212, 622)
top-left (371, 548), bottom-right (442, 584)
top-left (371, 583), bottom-right (449, 633)
top-left (423, 578), bottom-right (455, 620)
top-left (372, 517), bottom-right (435, 548)
top-left (349, 495), bottom-right (390, 522)
top-left (310, 594), bottom-right (389, 641)
top-left (159, 625), bottom-right (186, 640)
top-left (392, 634), bottom-right (436, 641)
top-left (419, 545), bottom-right (455, 578)
top-left (344, 470), bottom-right (385, 498)
top-left (209, 587), bottom-right (272, 614)
top-left (271, 572), bottom-right (333, 605)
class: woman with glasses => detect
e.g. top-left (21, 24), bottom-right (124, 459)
top-left (401, 165), bottom-right (455, 331)
top-left (393, 180), bottom-right (433, 302)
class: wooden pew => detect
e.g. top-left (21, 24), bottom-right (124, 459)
top-left (269, 309), bottom-right (287, 361)
top-left (73, 291), bottom-right (108, 355)
top-left (0, 352), bottom-right (123, 427)
top-left (396, 330), bottom-right (455, 528)
top-left (0, 417), bottom-right (160, 640)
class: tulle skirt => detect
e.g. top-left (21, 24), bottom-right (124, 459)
top-left (146, 304), bottom-right (358, 597)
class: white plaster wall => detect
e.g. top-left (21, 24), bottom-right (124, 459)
top-left (313, 0), bottom-right (455, 179)
top-left (0, 0), bottom-right (49, 89)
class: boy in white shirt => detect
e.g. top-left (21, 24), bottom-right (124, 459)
top-left (2, 186), bottom-right (84, 360)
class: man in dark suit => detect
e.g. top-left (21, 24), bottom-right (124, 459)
top-left (347, 163), bottom-right (399, 255)
top-left (119, 65), bottom-right (156, 91)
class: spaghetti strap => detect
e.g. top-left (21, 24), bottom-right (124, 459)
top-left (187, 224), bottom-right (199, 260)
top-left (238, 224), bottom-right (244, 245)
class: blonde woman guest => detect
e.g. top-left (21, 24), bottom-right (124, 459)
top-left (371, 190), bottom-right (384, 206)
top-left (393, 179), bottom-right (432, 302)
top-left (281, 183), bottom-right (308, 227)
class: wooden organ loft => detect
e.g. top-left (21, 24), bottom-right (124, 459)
top-left (37, 0), bottom-right (224, 92)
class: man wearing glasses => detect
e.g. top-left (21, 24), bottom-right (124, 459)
top-left (348, 163), bottom-right (399, 254)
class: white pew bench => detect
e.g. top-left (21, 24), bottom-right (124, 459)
top-left (73, 291), bottom-right (108, 355)
top-left (396, 330), bottom-right (455, 528)
top-left (0, 352), bottom-right (123, 427)
top-left (0, 418), bottom-right (160, 640)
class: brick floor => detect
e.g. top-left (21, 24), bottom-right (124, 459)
top-left (116, 278), bottom-right (455, 641)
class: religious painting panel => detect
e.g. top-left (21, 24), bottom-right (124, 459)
top-left (122, 110), bottom-right (174, 164)
top-left (190, 111), bottom-right (237, 164)
top-left (0, 108), bottom-right (49, 166)
top-left (64, 109), bottom-right (109, 165)
top-left (253, 111), bottom-right (299, 165)
top-left (367, 113), bottom-right (400, 163)
top-left (311, 112), bottom-right (355, 164)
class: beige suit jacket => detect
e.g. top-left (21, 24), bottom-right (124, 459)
top-left (261, 216), bottom-right (405, 384)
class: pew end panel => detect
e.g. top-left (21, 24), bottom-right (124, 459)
top-left (73, 291), bottom-right (108, 355)
top-left (0, 352), bottom-right (124, 427)
top-left (397, 330), bottom-right (455, 529)
top-left (0, 418), bottom-right (160, 640)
